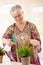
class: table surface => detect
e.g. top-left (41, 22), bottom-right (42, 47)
top-left (0, 61), bottom-right (35, 65)
top-left (0, 54), bottom-right (43, 65)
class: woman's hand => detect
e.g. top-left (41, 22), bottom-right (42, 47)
top-left (22, 38), bottom-right (30, 45)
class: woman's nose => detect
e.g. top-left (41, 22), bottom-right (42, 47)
top-left (16, 16), bottom-right (21, 20)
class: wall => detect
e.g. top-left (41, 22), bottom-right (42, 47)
top-left (0, 0), bottom-right (43, 51)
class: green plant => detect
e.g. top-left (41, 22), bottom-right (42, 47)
top-left (18, 45), bottom-right (33, 58)
top-left (0, 47), bottom-right (5, 56)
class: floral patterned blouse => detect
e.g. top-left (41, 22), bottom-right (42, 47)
top-left (3, 21), bottom-right (41, 65)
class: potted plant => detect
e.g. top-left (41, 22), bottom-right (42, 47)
top-left (18, 44), bottom-right (33, 65)
top-left (0, 47), bottom-right (5, 63)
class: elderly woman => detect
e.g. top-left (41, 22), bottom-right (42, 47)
top-left (2, 5), bottom-right (41, 65)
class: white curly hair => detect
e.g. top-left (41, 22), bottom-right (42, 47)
top-left (10, 5), bottom-right (22, 14)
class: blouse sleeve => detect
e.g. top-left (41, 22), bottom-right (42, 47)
top-left (29, 23), bottom-right (41, 53)
top-left (3, 25), bottom-right (14, 39)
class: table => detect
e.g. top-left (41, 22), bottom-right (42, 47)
top-left (0, 61), bottom-right (35, 65)
top-left (0, 55), bottom-right (35, 65)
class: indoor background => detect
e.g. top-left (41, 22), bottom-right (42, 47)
top-left (0, 0), bottom-right (43, 64)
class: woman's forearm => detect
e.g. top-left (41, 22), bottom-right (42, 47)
top-left (29, 39), bottom-right (40, 46)
top-left (2, 38), bottom-right (16, 47)
top-left (2, 38), bottom-right (10, 45)
top-left (29, 39), bottom-right (41, 52)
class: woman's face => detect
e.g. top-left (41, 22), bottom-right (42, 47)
top-left (12, 9), bottom-right (24, 22)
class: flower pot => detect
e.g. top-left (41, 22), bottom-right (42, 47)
top-left (21, 57), bottom-right (30, 65)
top-left (0, 56), bottom-right (3, 63)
